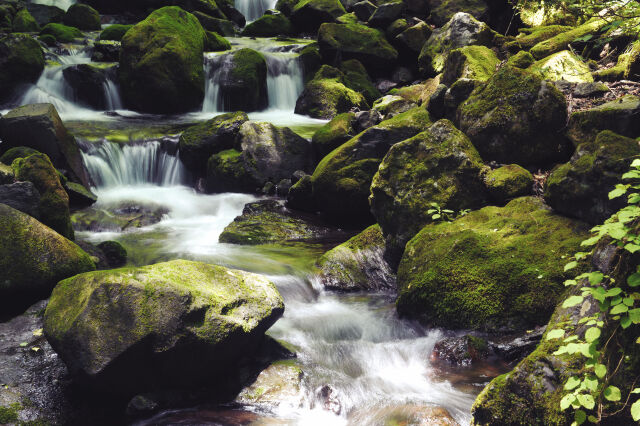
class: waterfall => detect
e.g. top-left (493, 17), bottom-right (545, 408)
top-left (202, 51), bottom-right (304, 113)
top-left (103, 79), bottom-right (123, 111)
top-left (234, 0), bottom-right (277, 22)
top-left (20, 66), bottom-right (78, 114)
top-left (81, 138), bottom-right (189, 188)
top-left (30, 0), bottom-right (76, 11)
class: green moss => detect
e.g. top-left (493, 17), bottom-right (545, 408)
top-left (0, 403), bottom-right (20, 424)
top-left (529, 19), bottom-right (607, 59)
top-left (442, 45), bottom-right (499, 85)
top-left (397, 197), bottom-right (589, 331)
top-left (12, 8), bottom-right (40, 32)
top-left (206, 148), bottom-right (255, 192)
top-left (38, 34), bottom-right (56, 46)
top-left (242, 13), bottom-right (293, 37)
top-left (311, 112), bottom-right (355, 159)
top-left (506, 50), bottom-right (535, 68)
top-left (566, 94), bottom-right (640, 145)
top-left (0, 33), bottom-right (45, 92)
top-left (429, 0), bottom-right (488, 26)
top-left (40, 23), bottom-right (82, 42)
top-left (99, 24), bottom-right (133, 41)
top-left (483, 164), bottom-right (533, 204)
top-left (119, 6), bottom-right (206, 113)
top-left (0, 146), bottom-right (39, 165)
top-left (505, 25), bottom-right (572, 53)
top-left (204, 30), bottom-right (230, 51)
top-left (528, 50), bottom-right (593, 82)
top-left (339, 59), bottom-right (381, 104)
top-left (63, 4), bottom-right (100, 31)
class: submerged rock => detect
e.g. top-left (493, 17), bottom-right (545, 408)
top-left (236, 361), bottom-right (304, 406)
top-left (348, 404), bottom-right (458, 425)
top-left (119, 6), bottom-right (205, 114)
top-left (433, 335), bottom-right (491, 366)
top-left (219, 199), bottom-right (333, 245)
top-left (71, 203), bottom-right (168, 232)
top-left (370, 119), bottom-right (488, 263)
top-left (316, 224), bottom-right (396, 291)
top-left (43, 259), bottom-right (284, 396)
top-left (397, 197), bottom-right (588, 331)
top-left (457, 66), bottom-right (570, 167)
top-left (0, 204), bottom-right (95, 318)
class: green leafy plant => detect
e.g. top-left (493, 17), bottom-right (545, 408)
top-left (427, 203), bottom-right (471, 222)
top-left (547, 158), bottom-right (640, 424)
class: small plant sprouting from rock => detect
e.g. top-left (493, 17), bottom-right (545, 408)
top-left (546, 158), bottom-right (640, 424)
top-left (427, 202), bottom-right (470, 222)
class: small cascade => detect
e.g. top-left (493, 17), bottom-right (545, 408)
top-left (266, 54), bottom-right (304, 111)
top-left (234, 0), bottom-right (277, 22)
top-left (30, 0), bottom-right (76, 11)
top-left (81, 138), bottom-right (189, 188)
top-left (202, 51), bottom-right (304, 113)
top-left (103, 79), bottom-right (124, 111)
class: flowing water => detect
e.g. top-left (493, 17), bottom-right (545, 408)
top-left (234, 0), bottom-right (278, 22)
top-left (30, 0), bottom-right (76, 11)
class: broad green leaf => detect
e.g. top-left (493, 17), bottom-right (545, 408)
top-left (546, 329), bottom-right (565, 340)
top-left (609, 186), bottom-right (628, 199)
top-left (584, 375), bottom-right (598, 392)
top-left (632, 388), bottom-right (640, 394)
top-left (632, 399), bottom-right (640, 421)
top-left (587, 415), bottom-right (598, 423)
top-left (588, 271), bottom-right (604, 285)
top-left (432, 214), bottom-right (441, 220)
top-left (594, 364), bottom-right (607, 379)
top-left (584, 327), bottom-right (601, 343)
top-left (575, 409), bottom-right (587, 425)
top-left (603, 385), bottom-right (621, 402)
top-left (564, 376), bottom-right (581, 390)
top-left (625, 243), bottom-right (640, 253)
top-left (564, 261), bottom-right (578, 272)
top-left (629, 308), bottom-right (640, 324)
top-left (628, 273), bottom-right (640, 287)
top-left (560, 393), bottom-right (576, 410)
top-left (610, 304), bottom-right (629, 315)
top-left (577, 394), bottom-right (595, 410)
top-left (624, 297), bottom-right (635, 306)
top-left (564, 279), bottom-right (578, 287)
top-left (621, 315), bottom-right (632, 329)
top-left (563, 295), bottom-right (584, 308)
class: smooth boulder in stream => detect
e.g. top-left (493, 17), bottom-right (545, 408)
top-left (43, 259), bottom-right (284, 396)
top-left (0, 33), bottom-right (44, 101)
top-left (119, 6), bottom-right (206, 114)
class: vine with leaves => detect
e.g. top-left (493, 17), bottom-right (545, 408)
top-left (546, 158), bottom-right (640, 425)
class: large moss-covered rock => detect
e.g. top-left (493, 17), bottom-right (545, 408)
top-left (43, 259), bottom-right (284, 395)
top-left (12, 152), bottom-right (74, 239)
top-left (418, 12), bottom-right (496, 77)
top-left (40, 23), bottom-right (82, 42)
top-left (372, 95), bottom-right (415, 119)
top-left (194, 12), bottom-right (236, 36)
top-left (317, 22), bottom-right (398, 75)
top-left (0, 103), bottom-right (92, 189)
top-left (428, 0), bottom-right (488, 27)
top-left (471, 230), bottom-right (639, 425)
top-left (505, 25), bottom-right (572, 53)
top-left (63, 63), bottom-right (117, 110)
top-left (0, 34), bottom-right (44, 100)
top-left (506, 50), bottom-right (535, 68)
top-left (99, 24), bottom-right (133, 41)
top-left (528, 50), bottom-right (593, 83)
top-left (0, 203), bottom-right (94, 316)
top-left (311, 112), bottom-right (356, 159)
top-left (367, 0), bottom-right (404, 28)
top-left (339, 59), bottom-right (381, 105)
top-left (215, 48), bottom-right (268, 112)
top-left (119, 6), bottom-right (205, 114)
top-left (204, 30), bottom-right (231, 51)
top-left (457, 66), bottom-right (570, 167)
top-left (207, 122), bottom-right (312, 193)
top-left (294, 65), bottom-right (367, 119)
top-left (0, 146), bottom-right (39, 166)
top-left (483, 164), bottom-right (533, 204)
top-left (566, 95), bottom-right (640, 145)
top-left (63, 4), bottom-right (100, 31)
top-left (311, 107), bottom-right (431, 224)
top-left (290, 0), bottom-right (346, 33)
top-left (12, 8), bottom-right (40, 32)
top-left (242, 12), bottom-right (293, 37)
top-left (178, 111), bottom-right (249, 174)
top-left (316, 224), bottom-right (395, 291)
top-left (441, 45), bottom-right (499, 86)
top-left (545, 130), bottom-right (640, 225)
top-left (396, 197), bottom-right (588, 331)
top-left (529, 18), bottom-right (607, 59)
top-left (370, 119), bottom-right (488, 263)
top-left (219, 199), bottom-right (332, 244)
top-left (25, 3), bottom-right (64, 27)
top-left (394, 21), bottom-right (431, 61)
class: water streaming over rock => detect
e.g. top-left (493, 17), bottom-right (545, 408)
top-left (234, 0), bottom-right (278, 22)
top-left (30, 0), bottom-right (76, 11)
top-left (81, 138), bottom-right (188, 188)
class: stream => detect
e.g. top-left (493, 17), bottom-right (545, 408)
top-left (4, 28), bottom-right (506, 425)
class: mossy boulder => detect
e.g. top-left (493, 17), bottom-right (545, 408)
top-left (372, 95), bottom-right (416, 118)
top-left (207, 122), bottom-right (312, 193)
top-left (396, 197), bottom-right (589, 331)
top-left (63, 63), bottom-right (117, 109)
top-left (43, 259), bottom-right (284, 395)
top-left (242, 12), bottom-right (293, 37)
top-left (40, 23), bottom-right (82, 42)
top-left (566, 95), bottom-right (640, 145)
top-left (294, 65), bottom-right (367, 119)
top-left (528, 50), bottom-right (593, 83)
top-left (25, 3), bottom-right (65, 27)
top-left (12, 152), bottom-right (74, 239)
top-left (298, 42), bottom-right (322, 80)
top-left (0, 34), bottom-right (44, 100)
top-left (457, 66), bottom-right (570, 167)
top-left (316, 224), bottom-right (396, 291)
top-left (178, 111), bottom-right (249, 174)
top-left (505, 25), bottom-right (572, 53)
top-left (0, 4), bottom-right (14, 31)
top-left (63, 4), bottom-right (100, 31)
top-left (311, 112), bottom-right (356, 159)
top-left (394, 21), bottom-right (432, 61)
top-left (529, 18), bottom-right (607, 59)
top-left (370, 119), bottom-right (488, 263)
top-left (418, 12), bottom-right (496, 77)
top-left (367, 0), bottom-right (404, 28)
top-left (441, 45), bottom-right (499, 86)
top-left (119, 6), bottom-right (206, 114)
top-left (0, 181), bottom-right (40, 218)
top-left (506, 50), bottom-right (535, 68)
top-left (286, 173), bottom-right (316, 212)
top-left (0, 103), bottom-right (92, 189)
top-left (290, 0), bottom-right (346, 33)
top-left (99, 24), bottom-right (133, 41)
top-left (12, 8), bottom-right (40, 32)
top-left (428, 0), bottom-right (488, 27)
top-left (310, 107), bottom-right (431, 224)
top-left (91, 39), bottom-right (121, 61)
top-left (483, 164), bottom-right (533, 204)
top-left (96, 240), bottom-right (127, 267)
top-left (193, 12), bottom-right (236, 36)
top-left (219, 199), bottom-right (332, 244)
top-left (545, 130), bottom-right (640, 225)
top-left (204, 30), bottom-right (231, 51)
top-left (0, 162), bottom-right (14, 184)
top-left (64, 181), bottom-right (97, 207)
top-left (0, 203), bottom-right (95, 316)
top-left (0, 146), bottom-right (39, 166)
top-left (216, 48), bottom-right (268, 112)
top-left (236, 361), bottom-right (304, 406)
top-left (317, 22), bottom-right (398, 76)
top-left (340, 59), bottom-right (381, 105)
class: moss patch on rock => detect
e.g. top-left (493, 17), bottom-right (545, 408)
top-left (99, 24), bottom-right (133, 41)
top-left (40, 23), bottom-right (82, 42)
top-left (441, 45), bottom-right (499, 86)
top-left (528, 50), bottom-right (593, 83)
top-left (483, 164), bottom-right (533, 204)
